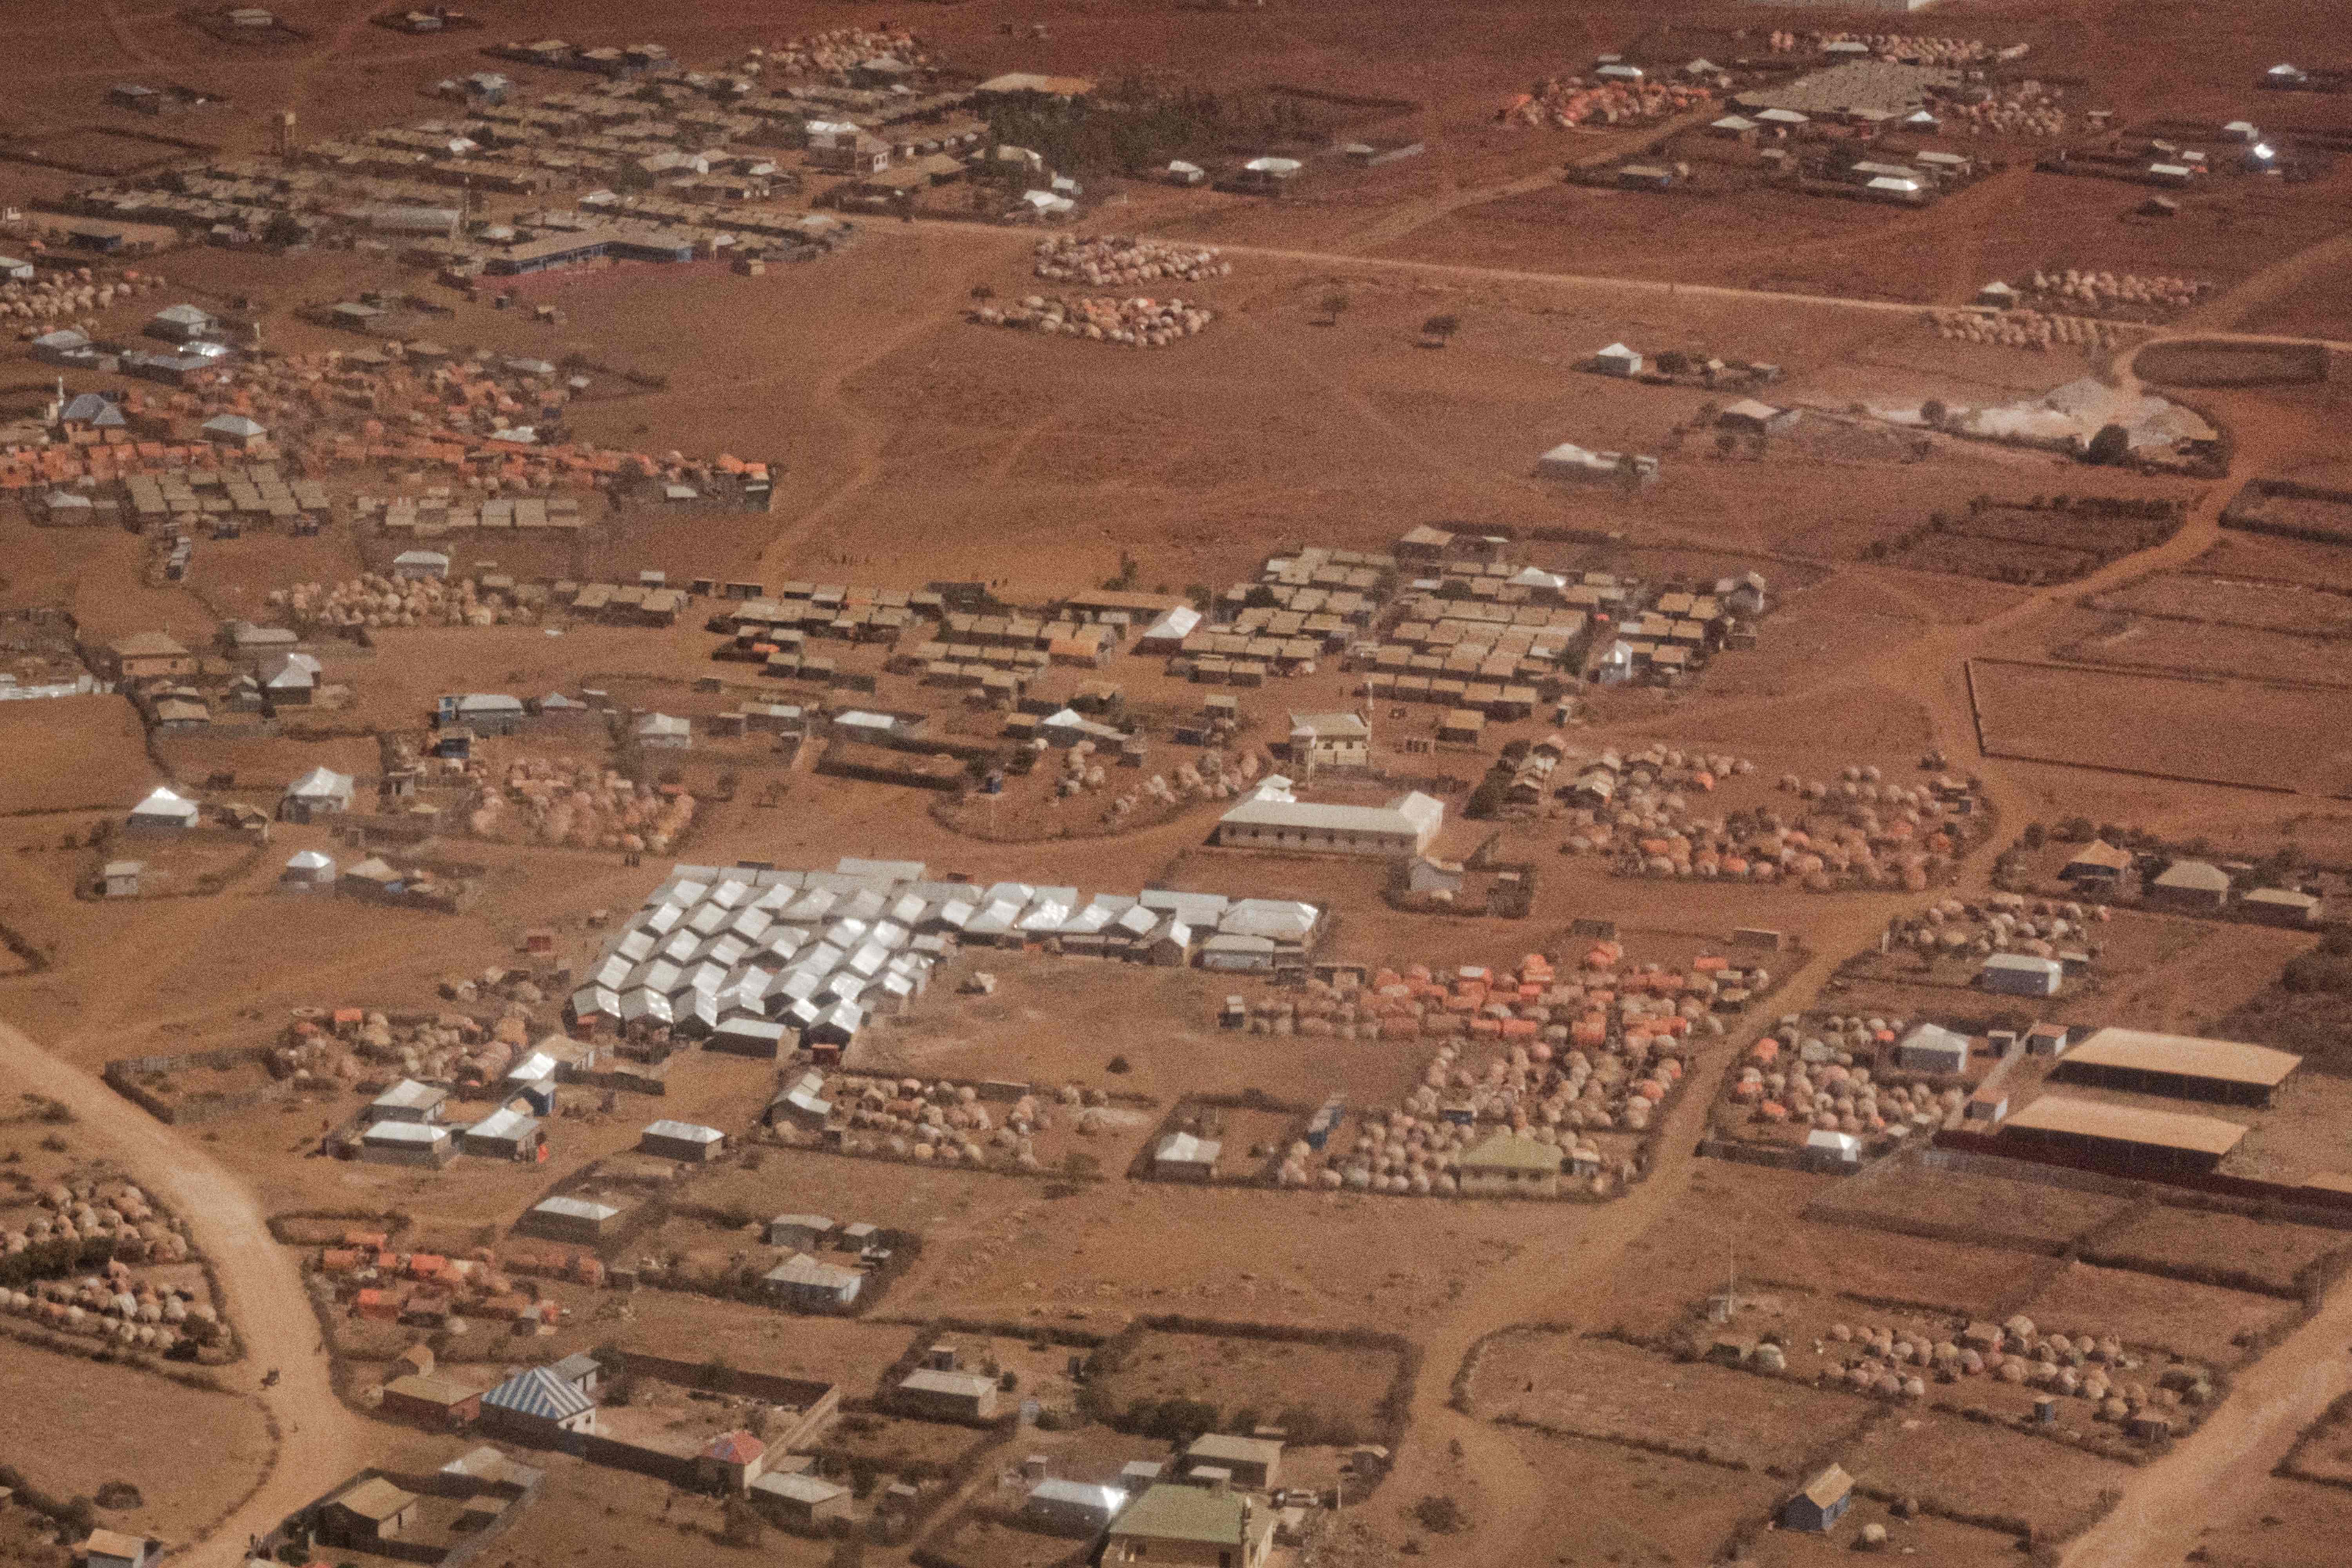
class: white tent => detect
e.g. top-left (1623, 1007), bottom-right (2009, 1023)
top-left (129, 786), bottom-right (200, 829)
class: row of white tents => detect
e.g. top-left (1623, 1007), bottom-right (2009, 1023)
top-left (570, 858), bottom-right (1324, 1053)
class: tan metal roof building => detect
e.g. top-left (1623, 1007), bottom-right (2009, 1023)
top-left (2001, 1095), bottom-right (2247, 1167)
top-left (2057, 1027), bottom-right (2301, 1105)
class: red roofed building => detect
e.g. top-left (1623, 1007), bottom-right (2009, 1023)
top-left (699, 1430), bottom-right (769, 1493)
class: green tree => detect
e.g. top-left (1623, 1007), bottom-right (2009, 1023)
top-left (1421, 313), bottom-right (1461, 347)
top-left (1320, 291), bottom-right (1350, 325)
top-left (2085, 423), bottom-right (2131, 465)
top-left (721, 1497), bottom-right (765, 1548)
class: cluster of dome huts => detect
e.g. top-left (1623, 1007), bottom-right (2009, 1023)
top-left (2022, 269), bottom-right (2209, 314)
top-left (281, 1006), bottom-right (523, 1089)
top-left (0, 1179), bottom-right (219, 1354)
top-left (272, 571), bottom-right (543, 630)
top-left (971, 294), bottom-right (1214, 347)
top-left (1032, 234), bottom-right (1230, 285)
top-left (1764, 31), bottom-right (1996, 64)
top-left (1735, 1038), bottom-right (1960, 1150)
top-left (1883, 893), bottom-right (2110, 965)
top-left (1568, 758), bottom-right (1982, 891)
top-left (1500, 75), bottom-right (1712, 131)
top-left (803, 1075), bottom-right (1105, 1171)
top-left (1931, 306), bottom-right (2118, 350)
top-left (741, 27), bottom-right (929, 80)
top-left (467, 758), bottom-right (699, 853)
top-left (1793, 1313), bottom-right (2210, 1434)
top-left (1241, 946), bottom-right (1771, 1198)
top-left (5, 265), bottom-right (166, 330)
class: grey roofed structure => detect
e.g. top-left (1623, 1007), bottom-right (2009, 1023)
top-left (752, 1470), bottom-right (851, 1506)
top-left (764, 1251), bottom-right (864, 1306)
top-left (482, 1365), bottom-right (596, 1422)
top-left (836, 856), bottom-right (927, 882)
top-left (642, 1117), bottom-right (724, 1149)
top-left (1214, 790), bottom-right (1443, 854)
top-left (463, 1105), bottom-right (541, 1156)
top-left (370, 1078), bottom-right (448, 1121)
top-left (284, 765), bottom-right (355, 811)
top-left (129, 786), bottom-right (201, 827)
top-left (1895, 1022), bottom-right (1970, 1074)
top-left (1025, 1477), bottom-right (1129, 1534)
top-left (60, 392), bottom-right (126, 426)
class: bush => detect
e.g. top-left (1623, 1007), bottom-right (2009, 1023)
top-left (1412, 1495), bottom-right (1467, 1534)
top-left (721, 1498), bottom-right (765, 1548)
top-left (1105, 1055), bottom-right (1131, 1075)
top-left (2281, 955), bottom-right (2352, 996)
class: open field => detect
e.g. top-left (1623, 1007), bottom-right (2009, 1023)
top-left (2086, 570), bottom-right (2352, 640)
top-left (1496, 1428), bottom-right (1780, 1568)
top-left (0, 1348), bottom-right (273, 1546)
top-left (6, 2), bottom-right (2352, 1566)
top-left (1969, 659), bottom-right (2352, 794)
top-left (1473, 1331), bottom-right (1871, 1469)
top-left (1842, 1409), bottom-right (2129, 1542)
top-left (2177, 1476), bottom-right (2352, 1568)
top-left (1805, 1162), bottom-right (2132, 1256)
top-left (1087, 1329), bottom-right (1403, 1443)
top-left (1743, 1510), bottom-right (2028, 1568)
top-left (2042, 602), bottom-right (2352, 688)
top-left (2020, 1260), bottom-right (2300, 1367)
top-left (0, 698), bottom-right (156, 815)
top-left (2086, 1205), bottom-right (2351, 1296)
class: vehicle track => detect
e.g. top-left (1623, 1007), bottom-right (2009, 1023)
top-left (0, 1019), bottom-right (370, 1568)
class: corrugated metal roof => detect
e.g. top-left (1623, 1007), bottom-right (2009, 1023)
top-left (1111, 1483), bottom-right (1248, 1546)
top-left (642, 1119), bottom-right (723, 1144)
top-left (483, 1365), bottom-right (595, 1420)
top-left (2002, 1095), bottom-right (2247, 1156)
top-left (2063, 1027), bottom-right (2300, 1088)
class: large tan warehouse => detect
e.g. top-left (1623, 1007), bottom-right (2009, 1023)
top-left (1998, 1096), bottom-right (2248, 1174)
top-left (2053, 1027), bottom-right (2302, 1107)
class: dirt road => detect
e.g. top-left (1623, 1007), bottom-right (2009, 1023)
top-left (0, 1018), bottom-right (370, 1565)
top-left (1385, 889), bottom-right (1905, 1568)
top-left (2060, 1285), bottom-right (2352, 1567)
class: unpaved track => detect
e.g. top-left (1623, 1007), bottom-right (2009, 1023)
top-left (2060, 1285), bottom-right (2352, 1567)
top-left (0, 1019), bottom-right (369, 1565)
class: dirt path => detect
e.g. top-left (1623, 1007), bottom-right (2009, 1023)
top-left (1387, 887), bottom-right (1903, 1567)
top-left (2060, 1284), bottom-right (2352, 1567)
top-left (896, 213), bottom-right (1932, 320)
top-left (0, 1017), bottom-right (370, 1566)
top-left (98, 0), bottom-right (165, 72)
top-left (2174, 229), bottom-right (2352, 336)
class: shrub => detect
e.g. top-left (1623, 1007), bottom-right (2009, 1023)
top-left (2085, 424), bottom-right (2131, 465)
top-left (721, 1498), bottom-right (765, 1548)
top-left (1411, 1496), bottom-right (1467, 1534)
top-left (2281, 955), bottom-right (2352, 996)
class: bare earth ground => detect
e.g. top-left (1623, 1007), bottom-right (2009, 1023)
top-left (1, 1), bottom-right (2352, 1566)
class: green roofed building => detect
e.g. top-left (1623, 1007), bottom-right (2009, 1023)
top-left (1455, 1131), bottom-right (1565, 1197)
top-left (1104, 1483), bottom-right (1275, 1568)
